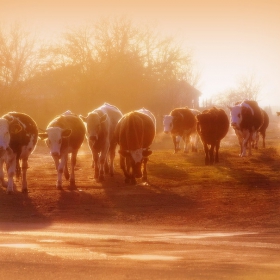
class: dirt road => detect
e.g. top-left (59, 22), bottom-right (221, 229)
top-left (1, 223), bottom-right (280, 280)
top-left (1, 130), bottom-right (280, 279)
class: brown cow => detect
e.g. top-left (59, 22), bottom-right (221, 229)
top-left (163, 107), bottom-right (196, 153)
top-left (196, 107), bottom-right (229, 165)
top-left (115, 111), bottom-right (155, 184)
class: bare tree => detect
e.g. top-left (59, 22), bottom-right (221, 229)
top-left (213, 74), bottom-right (262, 108)
top-left (236, 74), bottom-right (261, 101)
top-left (0, 23), bottom-right (38, 109)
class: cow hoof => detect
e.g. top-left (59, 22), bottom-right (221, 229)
top-left (99, 175), bottom-right (105, 181)
top-left (1, 181), bottom-right (7, 188)
top-left (130, 178), bottom-right (137, 185)
top-left (56, 185), bottom-right (63, 190)
top-left (22, 188), bottom-right (28, 194)
top-left (124, 178), bottom-right (130, 184)
top-left (6, 190), bottom-right (14, 195)
top-left (142, 177), bottom-right (147, 182)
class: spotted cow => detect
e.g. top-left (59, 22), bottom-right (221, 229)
top-left (0, 112), bottom-right (38, 193)
top-left (163, 107), bottom-right (197, 153)
top-left (38, 111), bottom-right (86, 189)
top-left (228, 100), bottom-right (264, 157)
top-left (174, 109), bottom-right (201, 153)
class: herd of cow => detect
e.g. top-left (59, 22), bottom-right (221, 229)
top-left (0, 100), bottom-right (270, 194)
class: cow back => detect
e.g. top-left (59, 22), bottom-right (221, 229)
top-left (197, 107), bottom-right (229, 143)
top-left (3, 112), bottom-right (38, 155)
top-left (170, 108), bottom-right (196, 134)
top-left (116, 111), bottom-right (155, 151)
top-left (259, 109), bottom-right (269, 134)
top-left (48, 115), bottom-right (85, 150)
top-left (240, 100), bottom-right (264, 131)
top-left (98, 103), bottom-right (123, 139)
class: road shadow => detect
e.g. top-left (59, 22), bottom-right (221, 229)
top-left (0, 183), bottom-right (52, 231)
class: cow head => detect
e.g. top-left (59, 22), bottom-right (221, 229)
top-left (38, 127), bottom-right (72, 158)
top-left (0, 117), bottom-right (22, 156)
top-left (163, 115), bottom-right (174, 134)
top-left (228, 105), bottom-right (242, 129)
top-left (119, 149), bottom-right (152, 178)
top-left (80, 112), bottom-right (107, 145)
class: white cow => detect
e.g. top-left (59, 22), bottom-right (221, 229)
top-left (80, 103), bottom-right (123, 181)
top-left (38, 111), bottom-right (85, 189)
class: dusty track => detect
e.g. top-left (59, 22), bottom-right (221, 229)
top-left (0, 125), bottom-right (280, 279)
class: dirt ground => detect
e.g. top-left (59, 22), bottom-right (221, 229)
top-left (0, 129), bottom-right (279, 230)
top-left (0, 126), bottom-right (280, 279)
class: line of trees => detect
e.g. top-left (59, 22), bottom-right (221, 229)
top-left (0, 18), bottom-right (200, 127)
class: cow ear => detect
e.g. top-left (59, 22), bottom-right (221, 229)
top-left (142, 150), bottom-right (152, 157)
top-left (79, 115), bottom-right (87, 122)
top-left (100, 114), bottom-right (107, 123)
top-left (9, 123), bottom-right (22, 134)
top-left (38, 133), bottom-right (48, 140)
top-left (62, 129), bottom-right (72, 138)
top-left (118, 150), bottom-right (129, 157)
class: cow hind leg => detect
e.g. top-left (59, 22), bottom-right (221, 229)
top-left (16, 159), bottom-right (21, 178)
top-left (203, 143), bottom-right (210, 165)
top-left (69, 151), bottom-right (77, 188)
top-left (109, 144), bottom-right (117, 177)
top-left (6, 153), bottom-right (17, 194)
top-left (92, 151), bottom-right (100, 180)
top-left (120, 156), bottom-right (133, 184)
top-left (209, 144), bottom-right (215, 165)
top-left (64, 154), bottom-right (70, 180)
top-left (183, 136), bottom-right (191, 153)
top-left (214, 142), bottom-right (220, 163)
top-left (173, 135), bottom-right (179, 153)
top-left (262, 132), bottom-right (266, 148)
top-left (21, 158), bottom-right (29, 193)
top-left (142, 158), bottom-right (148, 182)
top-left (0, 158), bottom-right (6, 188)
top-left (104, 158), bottom-right (110, 174)
top-left (99, 158), bottom-right (106, 182)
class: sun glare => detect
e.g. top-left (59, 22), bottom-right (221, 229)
top-left (0, 0), bottom-right (279, 111)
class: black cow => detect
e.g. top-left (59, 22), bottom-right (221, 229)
top-left (115, 111), bottom-right (155, 184)
top-left (252, 109), bottom-right (269, 149)
top-left (196, 107), bottom-right (229, 165)
top-left (0, 112), bottom-right (38, 193)
top-left (38, 111), bottom-right (85, 189)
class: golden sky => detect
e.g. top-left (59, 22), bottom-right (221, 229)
top-left (1, 0), bottom-right (280, 108)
